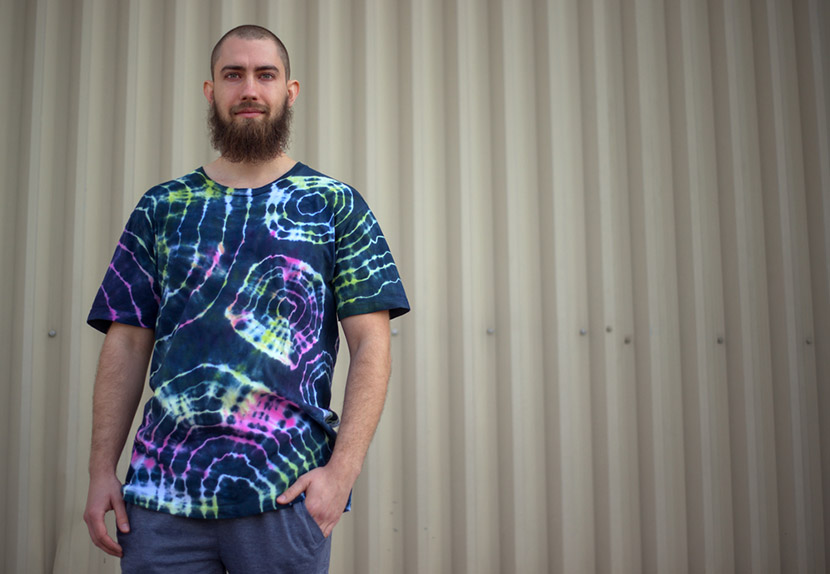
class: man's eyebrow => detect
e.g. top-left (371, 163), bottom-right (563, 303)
top-left (220, 64), bottom-right (280, 74)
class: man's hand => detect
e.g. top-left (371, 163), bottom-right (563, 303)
top-left (277, 463), bottom-right (356, 537)
top-left (83, 472), bottom-right (130, 557)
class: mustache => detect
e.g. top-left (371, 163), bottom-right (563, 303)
top-left (230, 103), bottom-right (269, 114)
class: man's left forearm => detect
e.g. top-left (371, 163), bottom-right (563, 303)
top-left (327, 310), bottom-right (392, 479)
top-left (277, 310), bottom-right (392, 535)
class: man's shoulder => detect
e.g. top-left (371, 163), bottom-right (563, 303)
top-left (283, 164), bottom-right (371, 217)
top-left (286, 163), bottom-right (355, 193)
top-left (149, 168), bottom-right (209, 195)
top-left (132, 169), bottom-right (215, 208)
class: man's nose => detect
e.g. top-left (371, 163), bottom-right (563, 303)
top-left (240, 76), bottom-right (258, 99)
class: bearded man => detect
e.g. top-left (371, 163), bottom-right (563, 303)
top-left (83, 25), bottom-right (409, 574)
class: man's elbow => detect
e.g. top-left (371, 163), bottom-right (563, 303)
top-left (106, 322), bottom-right (155, 355)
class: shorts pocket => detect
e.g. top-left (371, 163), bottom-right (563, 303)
top-left (295, 500), bottom-right (326, 544)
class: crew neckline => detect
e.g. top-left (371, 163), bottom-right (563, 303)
top-left (196, 162), bottom-right (304, 196)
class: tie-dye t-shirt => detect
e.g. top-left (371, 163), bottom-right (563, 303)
top-left (87, 162), bottom-right (409, 519)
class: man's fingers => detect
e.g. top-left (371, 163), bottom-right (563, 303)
top-left (86, 511), bottom-right (124, 557)
top-left (277, 474), bottom-right (310, 504)
top-left (277, 484), bottom-right (301, 504)
top-left (113, 497), bottom-right (130, 533)
top-left (97, 531), bottom-right (124, 557)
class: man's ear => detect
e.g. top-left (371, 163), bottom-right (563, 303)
top-left (287, 79), bottom-right (300, 107)
top-left (203, 81), bottom-right (214, 104)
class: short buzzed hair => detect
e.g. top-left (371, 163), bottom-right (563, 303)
top-left (210, 25), bottom-right (291, 80)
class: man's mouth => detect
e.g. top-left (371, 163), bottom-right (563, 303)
top-left (232, 105), bottom-right (268, 117)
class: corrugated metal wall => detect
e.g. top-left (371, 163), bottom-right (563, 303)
top-left (2, 0), bottom-right (828, 572)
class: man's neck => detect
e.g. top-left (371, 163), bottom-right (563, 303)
top-left (203, 154), bottom-right (297, 189)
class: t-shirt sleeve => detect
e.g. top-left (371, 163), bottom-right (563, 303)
top-left (87, 196), bottom-right (161, 333)
top-left (333, 188), bottom-right (410, 320)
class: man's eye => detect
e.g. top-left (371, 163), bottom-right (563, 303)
top-left (260, 73), bottom-right (275, 80)
top-left (225, 73), bottom-right (240, 79)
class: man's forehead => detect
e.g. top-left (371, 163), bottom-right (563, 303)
top-left (215, 37), bottom-right (283, 69)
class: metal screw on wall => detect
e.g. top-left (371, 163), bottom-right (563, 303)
top-left (487, 328), bottom-right (495, 335)
top-left (48, 330), bottom-right (57, 338)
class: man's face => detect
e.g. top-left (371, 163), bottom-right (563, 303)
top-left (204, 37), bottom-right (299, 163)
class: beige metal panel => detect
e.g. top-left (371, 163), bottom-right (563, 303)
top-left (0, 0), bottom-right (26, 566)
top-left (792, 0), bottom-right (830, 562)
top-left (395, 4), bottom-right (419, 573)
top-left (441, 4), bottom-right (467, 572)
top-left (446, 2), bottom-right (501, 573)
top-left (214, 0), bottom-right (265, 37)
top-left (398, 1), bottom-right (453, 573)
top-left (486, 6), bottom-right (514, 565)
top-left (10, 0), bottom-right (79, 571)
top-left (492, 1), bottom-right (549, 572)
top-left (579, 0), bottom-right (642, 572)
top-left (752, 0), bottom-right (825, 572)
top-left (539, 1), bottom-right (595, 572)
top-left (709, 0), bottom-right (781, 571)
top-left (665, 1), bottom-right (734, 572)
top-left (622, 0), bottom-right (688, 571)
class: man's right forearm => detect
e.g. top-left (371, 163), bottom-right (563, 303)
top-left (89, 322), bottom-right (154, 475)
top-left (85, 322), bottom-right (154, 556)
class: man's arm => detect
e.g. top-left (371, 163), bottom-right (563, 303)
top-left (278, 309), bottom-right (392, 537)
top-left (83, 322), bottom-right (154, 557)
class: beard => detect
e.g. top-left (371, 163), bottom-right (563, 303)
top-left (208, 94), bottom-right (293, 163)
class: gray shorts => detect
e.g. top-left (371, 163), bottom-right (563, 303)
top-left (118, 502), bottom-right (332, 574)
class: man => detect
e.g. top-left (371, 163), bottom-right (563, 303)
top-left (83, 25), bottom-right (409, 573)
